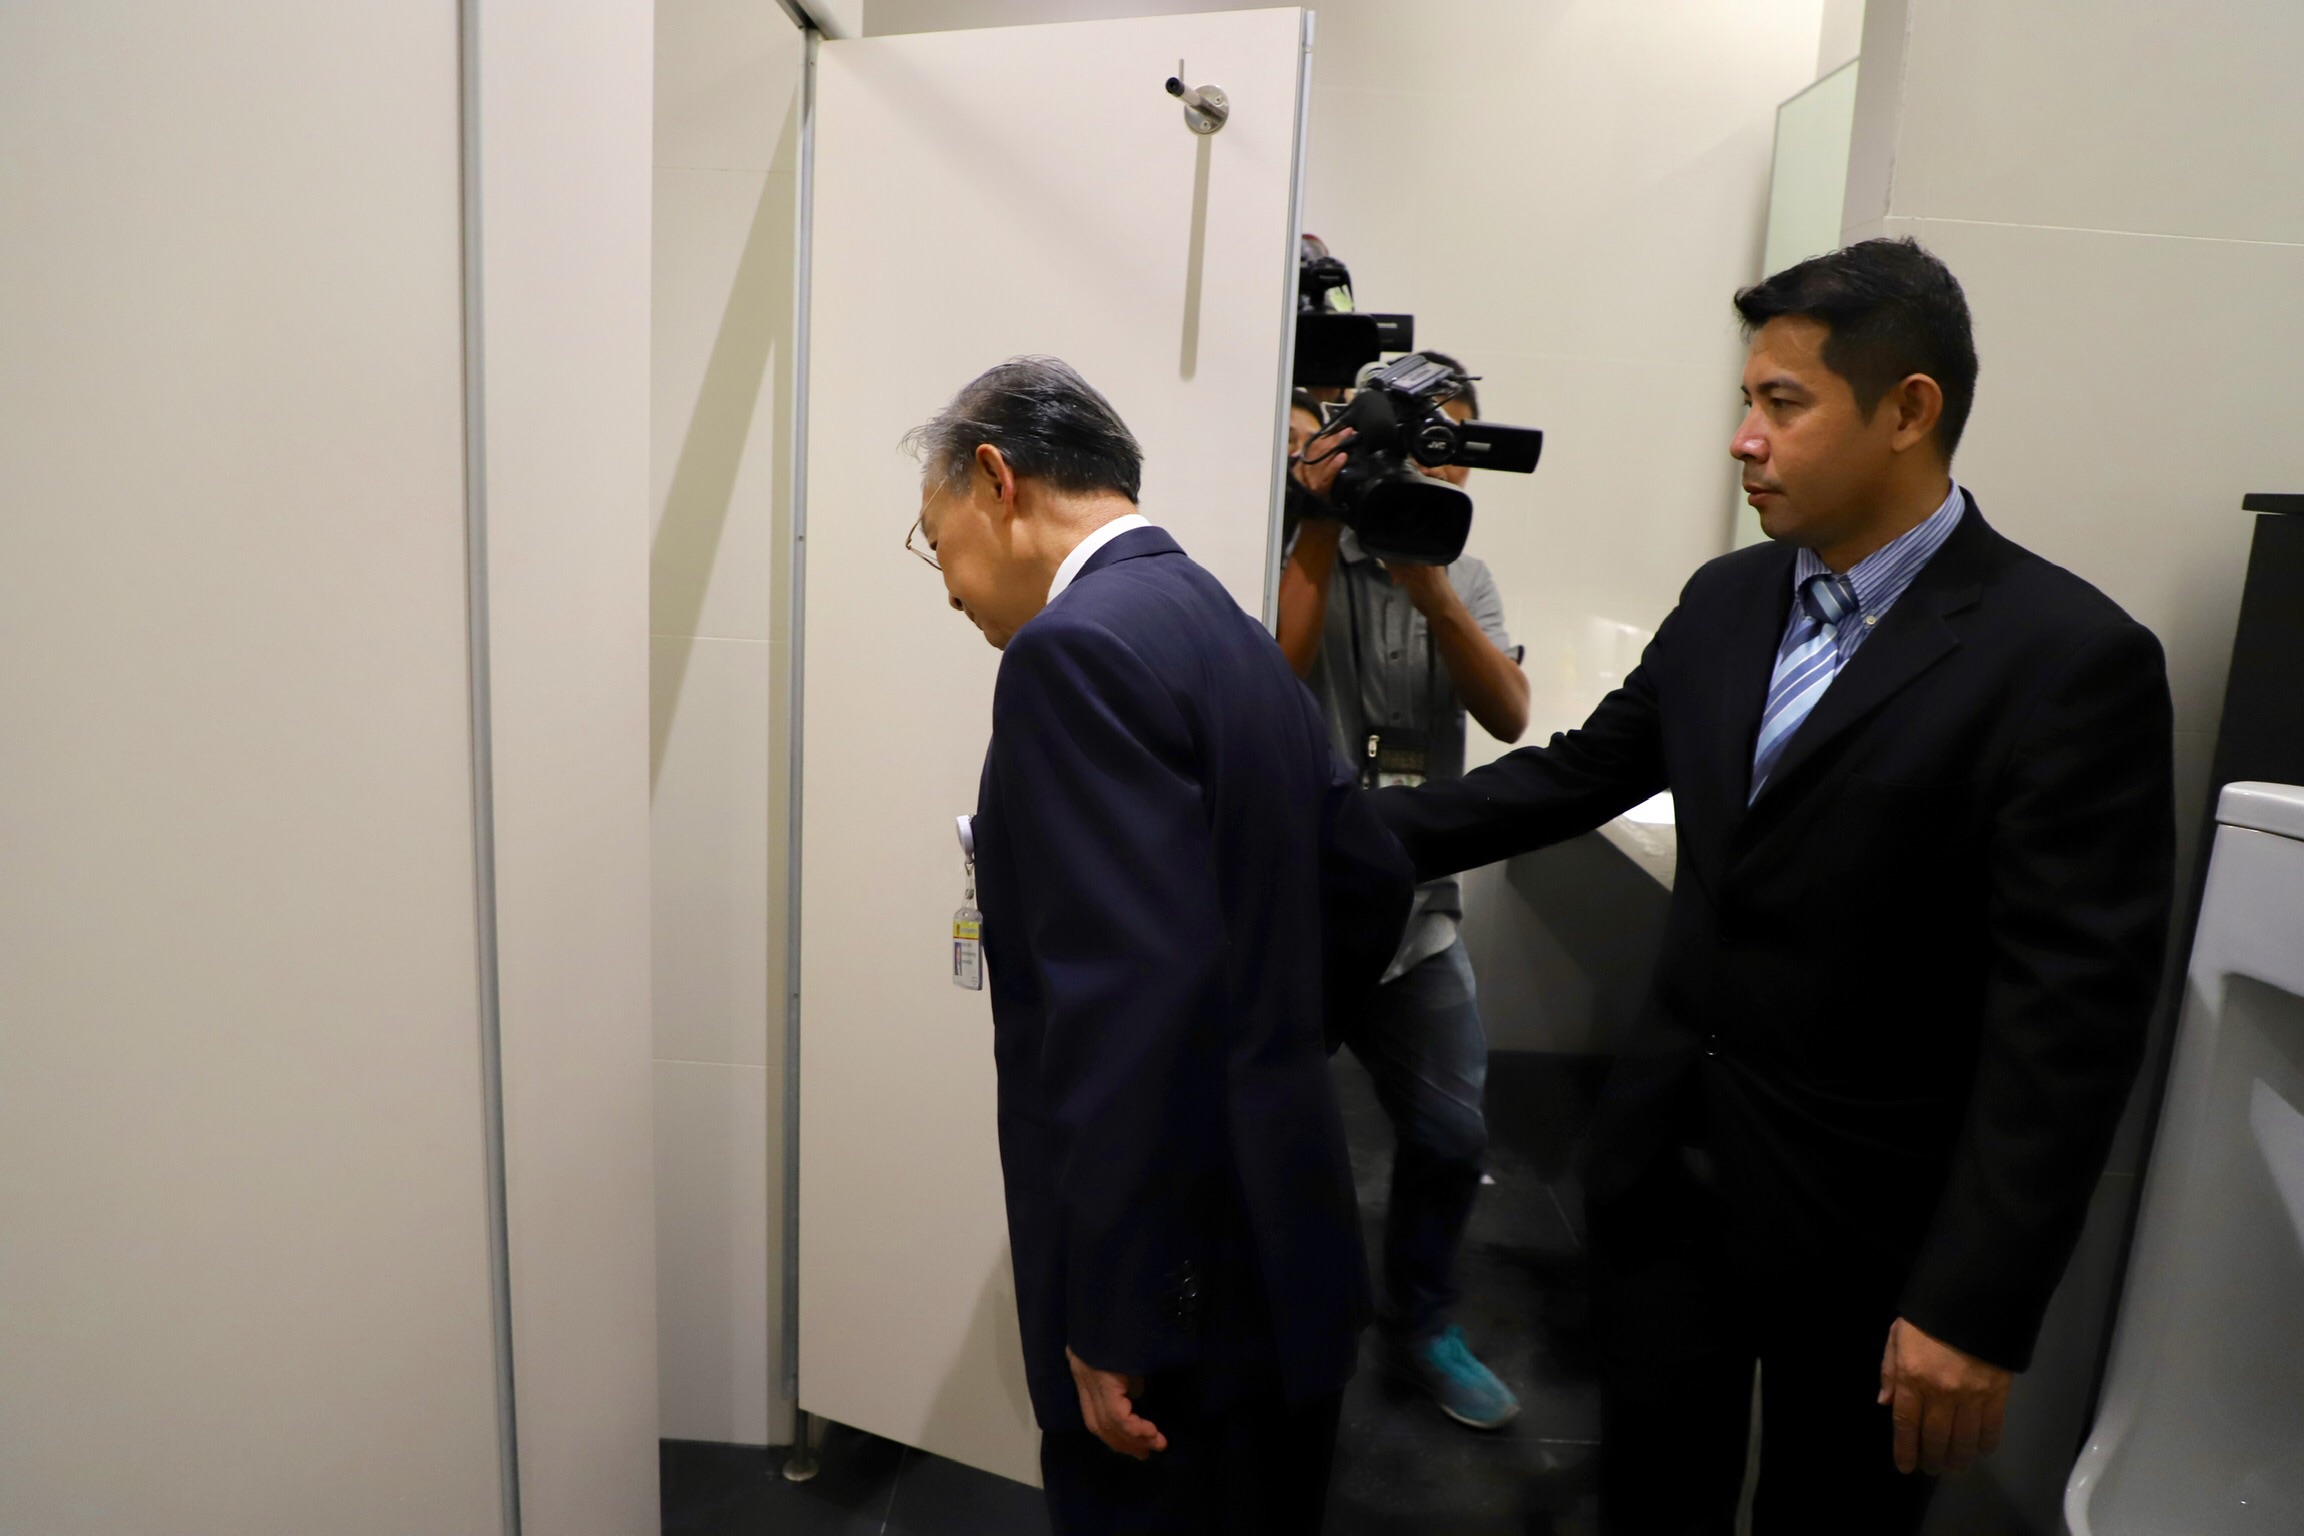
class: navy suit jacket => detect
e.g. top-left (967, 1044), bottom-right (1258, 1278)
top-left (973, 526), bottom-right (1412, 1429)
top-left (1376, 499), bottom-right (2175, 1370)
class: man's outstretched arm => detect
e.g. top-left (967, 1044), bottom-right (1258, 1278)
top-left (1374, 615), bottom-right (1675, 880)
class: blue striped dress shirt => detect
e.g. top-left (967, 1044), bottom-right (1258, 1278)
top-left (1750, 481), bottom-right (1967, 795)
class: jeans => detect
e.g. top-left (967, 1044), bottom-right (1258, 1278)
top-left (1341, 937), bottom-right (1489, 1340)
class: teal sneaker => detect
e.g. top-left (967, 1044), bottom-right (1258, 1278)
top-left (1390, 1325), bottom-right (1521, 1430)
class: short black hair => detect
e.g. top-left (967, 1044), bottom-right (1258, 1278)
top-left (1733, 238), bottom-right (1977, 457)
top-left (1290, 386), bottom-right (1323, 421)
top-left (1419, 350), bottom-right (1479, 419)
top-left (907, 356), bottom-right (1143, 502)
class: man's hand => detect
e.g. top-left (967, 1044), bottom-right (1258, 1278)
top-left (1379, 559), bottom-right (1458, 619)
top-left (1374, 557), bottom-right (1531, 742)
top-left (1878, 1316), bottom-right (2012, 1475)
top-left (1293, 425), bottom-right (1353, 504)
top-left (1067, 1346), bottom-right (1167, 1461)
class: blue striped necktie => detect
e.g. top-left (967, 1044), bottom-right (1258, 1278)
top-left (1750, 572), bottom-right (1859, 801)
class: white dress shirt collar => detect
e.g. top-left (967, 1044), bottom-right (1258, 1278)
top-left (1046, 512), bottom-right (1151, 605)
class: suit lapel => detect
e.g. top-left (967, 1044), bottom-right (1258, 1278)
top-left (1745, 499), bottom-right (1994, 812)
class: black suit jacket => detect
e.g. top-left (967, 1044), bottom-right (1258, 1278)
top-left (1375, 497), bottom-right (2174, 1369)
top-left (974, 527), bottom-right (1413, 1428)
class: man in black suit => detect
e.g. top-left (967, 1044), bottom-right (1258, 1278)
top-left (907, 357), bottom-right (1412, 1534)
top-left (1373, 240), bottom-right (2175, 1533)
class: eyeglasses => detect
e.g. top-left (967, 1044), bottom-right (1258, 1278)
top-left (905, 514), bottom-right (941, 571)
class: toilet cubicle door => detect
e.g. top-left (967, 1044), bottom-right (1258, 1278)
top-left (797, 8), bottom-right (1310, 1484)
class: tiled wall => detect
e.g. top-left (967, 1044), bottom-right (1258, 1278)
top-left (651, 0), bottom-right (805, 1448)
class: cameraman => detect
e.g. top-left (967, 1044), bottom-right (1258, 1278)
top-left (1277, 358), bottom-right (1529, 1430)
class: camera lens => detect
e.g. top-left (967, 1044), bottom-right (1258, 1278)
top-left (1412, 420), bottom-right (1459, 466)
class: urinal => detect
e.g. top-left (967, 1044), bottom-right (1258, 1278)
top-left (2067, 782), bottom-right (2304, 1534)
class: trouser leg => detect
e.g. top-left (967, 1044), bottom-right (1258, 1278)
top-left (1346, 939), bottom-right (1490, 1338)
top-left (1203, 1384), bottom-right (1342, 1536)
top-left (1038, 1368), bottom-right (1341, 1536)
top-left (1589, 1154), bottom-right (1757, 1536)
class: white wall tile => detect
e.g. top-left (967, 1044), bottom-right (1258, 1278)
top-left (653, 167), bottom-right (793, 645)
top-left (1892, 0), bottom-right (2304, 245)
top-left (657, 0), bottom-right (806, 172)
top-left (1817, 0), bottom-right (1866, 74)
top-left (1888, 214), bottom-right (2304, 740)
top-left (1453, 354), bottom-right (1748, 750)
top-left (1842, 0), bottom-right (1912, 236)
top-left (1301, 3), bottom-right (1817, 371)
top-left (655, 1060), bottom-right (785, 1445)
top-left (652, 635), bottom-right (775, 1067)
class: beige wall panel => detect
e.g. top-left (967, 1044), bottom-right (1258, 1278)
top-left (650, 0), bottom-right (806, 1448)
top-left (1817, 0), bottom-right (1867, 73)
top-left (1889, 0), bottom-right (2304, 245)
top-left (1888, 215), bottom-right (2304, 741)
top-left (799, 9), bottom-right (1309, 1483)
top-left (655, 1059), bottom-right (777, 1443)
top-left (653, 635), bottom-right (776, 1069)
top-left (476, 0), bottom-right (661, 1529)
top-left (0, 3), bottom-right (504, 1532)
top-left (652, 168), bottom-right (794, 649)
top-left (658, 0), bottom-right (808, 173)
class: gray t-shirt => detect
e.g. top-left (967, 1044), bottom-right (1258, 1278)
top-left (1303, 528), bottom-right (1514, 981)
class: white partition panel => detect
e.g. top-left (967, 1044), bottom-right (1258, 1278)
top-left (798, 8), bottom-right (1308, 1483)
top-left (0, 6), bottom-right (504, 1531)
top-left (474, 1), bottom-right (661, 1530)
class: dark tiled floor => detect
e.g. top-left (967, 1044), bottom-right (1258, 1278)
top-left (1326, 1049), bottom-right (1609, 1536)
top-left (661, 1049), bottom-right (1610, 1535)
top-left (660, 1429), bottom-right (1048, 1536)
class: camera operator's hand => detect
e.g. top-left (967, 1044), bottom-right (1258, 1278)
top-left (1292, 425), bottom-right (1353, 506)
top-left (1376, 558), bottom-right (1532, 744)
top-left (1379, 559), bottom-right (1455, 618)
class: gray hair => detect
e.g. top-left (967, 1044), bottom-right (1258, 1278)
top-left (903, 356), bottom-right (1143, 502)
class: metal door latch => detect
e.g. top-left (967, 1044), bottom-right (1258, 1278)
top-left (1165, 61), bottom-right (1228, 134)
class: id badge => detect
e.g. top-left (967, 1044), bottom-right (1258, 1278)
top-left (1361, 728), bottom-right (1431, 790)
top-left (953, 815), bottom-right (984, 991)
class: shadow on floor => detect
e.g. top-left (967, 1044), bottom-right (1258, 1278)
top-left (659, 1050), bottom-right (1611, 1535)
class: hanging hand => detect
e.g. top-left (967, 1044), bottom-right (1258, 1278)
top-left (1067, 1346), bottom-right (1167, 1461)
top-left (1878, 1315), bottom-right (2012, 1475)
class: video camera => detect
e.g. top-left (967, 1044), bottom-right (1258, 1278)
top-left (1311, 353), bottom-right (1543, 566)
top-left (1292, 236), bottom-right (1414, 388)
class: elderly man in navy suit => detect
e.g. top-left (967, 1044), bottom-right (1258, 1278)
top-left (906, 357), bottom-right (1412, 1535)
